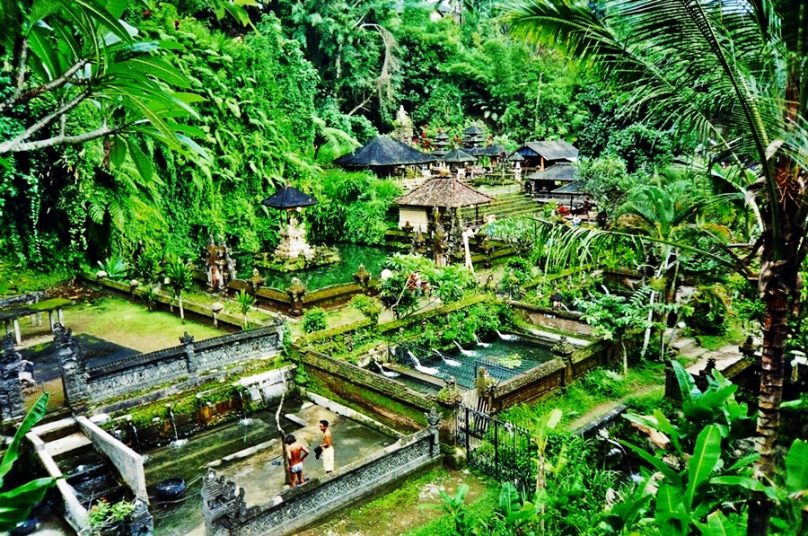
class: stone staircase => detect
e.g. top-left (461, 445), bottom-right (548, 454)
top-left (667, 331), bottom-right (746, 375)
top-left (460, 192), bottom-right (539, 222)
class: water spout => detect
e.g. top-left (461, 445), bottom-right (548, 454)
top-left (474, 334), bottom-right (491, 348)
top-left (407, 350), bottom-right (440, 376)
top-left (166, 406), bottom-right (187, 448)
top-left (453, 341), bottom-right (476, 357)
top-left (600, 284), bottom-right (610, 295)
top-left (235, 389), bottom-right (253, 426)
top-left (374, 360), bottom-right (400, 378)
top-left (434, 350), bottom-right (461, 367)
top-left (127, 420), bottom-right (140, 452)
top-left (495, 330), bottom-right (519, 342)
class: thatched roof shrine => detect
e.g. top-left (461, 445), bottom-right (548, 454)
top-left (395, 176), bottom-right (491, 208)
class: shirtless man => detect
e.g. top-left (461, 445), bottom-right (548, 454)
top-left (319, 420), bottom-right (334, 473)
top-left (285, 434), bottom-right (309, 487)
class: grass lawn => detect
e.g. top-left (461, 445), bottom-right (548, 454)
top-left (20, 295), bottom-right (225, 353)
top-left (296, 467), bottom-right (496, 536)
top-left (0, 261), bottom-right (74, 296)
top-left (501, 361), bottom-right (666, 433)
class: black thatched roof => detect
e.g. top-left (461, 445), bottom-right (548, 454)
top-left (553, 180), bottom-right (585, 194)
top-left (468, 144), bottom-right (505, 157)
top-left (261, 186), bottom-right (317, 209)
top-left (334, 135), bottom-right (435, 168)
top-left (463, 125), bottom-right (484, 136)
top-left (506, 152), bottom-right (525, 162)
top-left (517, 140), bottom-right (579, 161)
top-left (527, 163), bottom-right (577, 182)
top-left (442, 148), bottom-right (476, 163)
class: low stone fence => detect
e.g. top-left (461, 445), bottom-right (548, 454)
top-left (202, 418), bottom-right (441, 536)
top-left (510, 301), bottom-right (595, 337)
top-left (54, 322), bottom-right (283, 409)
top-left (301, 351), bottom-right (436, 431)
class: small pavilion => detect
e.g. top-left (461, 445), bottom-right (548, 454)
top-left (441, 148), bottom-right (476, 172)
top-left (334, 135), bottom-right (435, 176)
top-left (515, 140), bottom-right (578, 172)
top-left (395, 172), bottom-right (491, 266)
top-left (1, 298), bottom-right (71, 345)
top-left (261, 186), bottom-right (318, 261)
top-left (525, 162), bottom-right (577, 195)
top-left (395, 172), bottom-right (491, 232)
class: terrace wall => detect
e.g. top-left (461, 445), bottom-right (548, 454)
top-left (202, 426), bottom-right (441, 536)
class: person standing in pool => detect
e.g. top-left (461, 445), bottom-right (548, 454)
top-left (319, 420), bottom-right (334, 473)
top-left (285, 434), bottom-right (308, 487)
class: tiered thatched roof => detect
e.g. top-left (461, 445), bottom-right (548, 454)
top-left (334, 135), bottom-right (435, 168)
top-left (527, 163), bottom-right (577, 182)
top-left (395, 176), bottom-right (491, 208)
top-left (442, 148), bottom-right (476, 163)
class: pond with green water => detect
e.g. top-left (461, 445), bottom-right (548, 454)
top-left (243, 243), bottom-right (393, 291)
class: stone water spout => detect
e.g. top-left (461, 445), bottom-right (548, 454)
top-left (433, 350), bottom-right (461, 367)
top-left (495, 330), bottom-right (519, 342)
top-left (453, 341), bottom-right (476, 357)
top-left (373, 360), bottom-right (400, 378)
top-left (235, 388), bottom-right (253, 426)
top-left (474, 334), bottom-right (491, 348)
top-left (407, 351), bottom-right (439, 376)
top-left (166, 406), bottom-right (187, 448)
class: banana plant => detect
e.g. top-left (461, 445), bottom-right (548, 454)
top-left (0, 394), bottom-right (56, 531)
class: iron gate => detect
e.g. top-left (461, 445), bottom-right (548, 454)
top-left (456, 405), bottom-right (536, 493)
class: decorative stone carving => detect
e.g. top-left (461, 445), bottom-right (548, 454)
top-left (127, 497), bottom-right (154, 536)
top-left (739, 336), bottom-right (757, 358)
top-left (353, 264), bottom-right (371, 292)
top-left (425, 406), bottom-right (442, 429)
top-left (552, 336), bottom-right (575, 385)
top-left (286, 277), bottom-right (306, 316)
top-left (436, 376), bottom-right (462, 406)
top-left (0, 334), bottom-right (25, 422)
top-left (401, 221), bottom-right (414, 234)
top-left (275, 216), bottom-right (314, 261)
top-left (205, 236), bottom-right (237, 291)
top-left (180, 332), bottom-right (199, 375)
top-left (202, 469), bottom-right (246, 535)
top-left (249, 268), bottom-right (265, 293)
top-left (54, 323), bottom-right (89, 411)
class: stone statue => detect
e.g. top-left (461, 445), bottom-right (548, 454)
top-left (286, 277), bottom-right (306, 316)
top-left (249, 268), bottom-right (265, 293)
top-left (433, 220), bottom-right (448, 267)
top-left (205, 237), bottom-right (237, 291)
top-left (353, 264), bottom-right (371, 291)
top-left (393, 105), bottom-right (414, 142)
top-left (402, 221), bottom-right (414, 234)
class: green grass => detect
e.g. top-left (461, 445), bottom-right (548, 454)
top-left (20, 295), bottom-right (224, 352)
top-left (501, 362), bottom-right (666, 432)
top-left (695, 320), bottom-right (746, 351)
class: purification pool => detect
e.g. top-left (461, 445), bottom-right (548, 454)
top-left (145, 398), bottom-right (396, 536)
top-left (398, 338), bottom-right (555, 391)
top-left (240, 243), bottom-right (393, 291)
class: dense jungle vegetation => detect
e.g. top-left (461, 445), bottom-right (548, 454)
top-left (0, 0), bottom-right (682, 277)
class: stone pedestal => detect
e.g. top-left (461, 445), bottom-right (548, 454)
top-left (0, 334), bottom-right (25, 423)
top-left (54, 324), bottom-right (89, 412)
top-left (274, 217), bottom-right (314, 261)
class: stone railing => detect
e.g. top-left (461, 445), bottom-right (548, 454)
top-left (202, 411), bottom-right (442, 536)
top-left (55, 323), bottom-right (283, 408)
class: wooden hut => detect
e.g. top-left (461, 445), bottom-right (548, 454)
top-left (441, 148), bottom-right (476, 172)
top-left (395, 173), bottom-right (491, 232)
top-left (334, 135), bottom-right (435, 177)
top-left (515, 140), bottom-right (578, 172)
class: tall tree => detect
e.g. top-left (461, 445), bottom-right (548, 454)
top-left (0, 0), bottom-right (206, 170)
top-left (504, 1), bottom-right (808, 531)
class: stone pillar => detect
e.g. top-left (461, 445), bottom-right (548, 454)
top-left (552, 336), bottom-right (575, 385)
top-left (12, 318), bottom-right (21, 345)
top-left (54, 323), bottom-right (89, 412)
top-left (127, 498), bottom-right (154, 536)
top-left (48, 311), bottom-right (54, 332)
top-left (180, 332), bottom-right (199, 376)
top-left (57, 308), bottom-right (64, 325)
top-left (0, 334), bottom-right (26, 422)
top-left (201, 469), bottom-right (246, 536)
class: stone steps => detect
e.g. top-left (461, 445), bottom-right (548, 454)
top-left (46, 431), bottom-right (92, 457)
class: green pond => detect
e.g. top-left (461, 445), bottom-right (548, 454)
top-left (243, 243), bottom-right (393, 291)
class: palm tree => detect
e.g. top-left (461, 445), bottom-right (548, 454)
top-left (235, 289), bottom-right (256, 329)
top-left (503, 1), bottom-right (807, 531)
top-left (165, 259), bottom-right (192, 322)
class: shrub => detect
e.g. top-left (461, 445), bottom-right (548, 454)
top-left (302, 307), bottom-right (327, 333)
top-left (351, 294), bottom-right (383, 325)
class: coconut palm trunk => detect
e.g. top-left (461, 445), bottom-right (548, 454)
top-left (504, 1), bottom-right (807, 532)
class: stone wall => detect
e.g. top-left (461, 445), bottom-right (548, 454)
top-left (202, 423), bottom-right (441, 536)
top-left (58, 324), bottom-right (283, 407)
top-left (301, 351), bottom-right (435, 431)
top-left (76, 416), bottom-right (148, 502)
